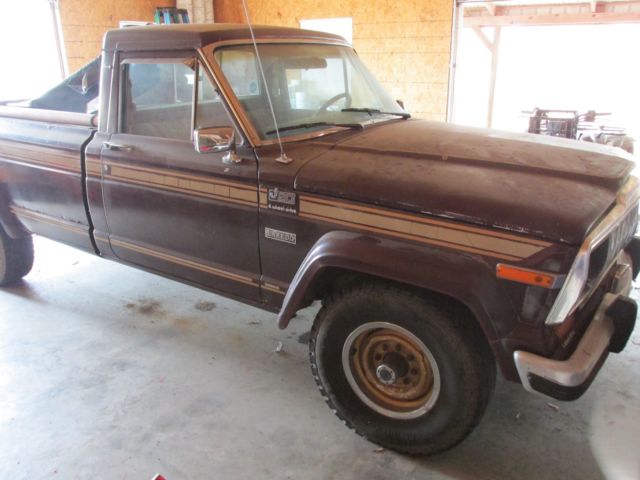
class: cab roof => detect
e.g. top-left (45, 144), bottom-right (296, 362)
top-left (103, 23), bottom-right (348, 52)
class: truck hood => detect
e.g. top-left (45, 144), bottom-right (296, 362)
top-left (294, 119), bottom-right (635, 244)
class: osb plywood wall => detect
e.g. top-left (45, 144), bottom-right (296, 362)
top-left (58, 0), bottom-right (175, 73)
top-left (213, 0), bottom-right (453, 120)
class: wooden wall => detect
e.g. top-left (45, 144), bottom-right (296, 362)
top-left (58, 0), bottom-right (175, 73)
top-left (57, 0), bottom-right (453, 119)
top-left (213, 0), bottom-right (453, 120)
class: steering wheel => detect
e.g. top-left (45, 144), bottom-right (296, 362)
top-left (315, 92), bottom-right (352, 115)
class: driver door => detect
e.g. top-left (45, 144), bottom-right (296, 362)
top-left (100, 53), bottom-right (261, 301)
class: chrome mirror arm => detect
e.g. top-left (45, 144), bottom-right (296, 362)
top-left (222, 150), bottom-right (242, 164)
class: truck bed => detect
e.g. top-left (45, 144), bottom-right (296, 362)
top-left (0, 106), bottom-right (97, 252)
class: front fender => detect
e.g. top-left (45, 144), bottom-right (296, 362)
top-left (278, 230), bottom-right (518, 343)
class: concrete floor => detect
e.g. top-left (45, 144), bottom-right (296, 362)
top-left (0, 237), bottom-right (639, 480)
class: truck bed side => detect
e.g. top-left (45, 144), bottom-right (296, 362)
top-left (0, 107), bottom-right (97, 253)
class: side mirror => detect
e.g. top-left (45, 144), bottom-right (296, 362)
top-left (194, 126), bottom-right (235, 153)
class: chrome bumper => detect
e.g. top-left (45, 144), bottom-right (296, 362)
top-left (514, 261), bottom-right (637, 401)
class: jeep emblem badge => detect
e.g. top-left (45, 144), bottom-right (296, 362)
top-left (267, 186), bottom-right (298, 214)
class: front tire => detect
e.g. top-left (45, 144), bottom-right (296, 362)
top-left (0, 226), bottom-right (34, 286)
top-left (309, 283), bottom-right (495, 455)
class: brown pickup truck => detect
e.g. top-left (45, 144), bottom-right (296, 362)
top-left (1, 24), bottom-right (638, 455)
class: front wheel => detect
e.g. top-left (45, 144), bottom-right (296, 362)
top-left (309, 283), bottom-right (496, 455)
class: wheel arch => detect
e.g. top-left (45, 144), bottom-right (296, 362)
top-left (278, 231), bottom-right (518, 348)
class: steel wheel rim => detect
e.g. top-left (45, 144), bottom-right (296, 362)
top-left (341, 321), bottom-right (441, 420)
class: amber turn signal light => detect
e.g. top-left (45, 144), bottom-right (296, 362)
top-left (496, 264), bottom-right (564, 289)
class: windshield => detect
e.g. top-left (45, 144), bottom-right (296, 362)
top-left (213, 43), bottom-right (407, 140)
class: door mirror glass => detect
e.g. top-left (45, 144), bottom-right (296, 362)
top-left (194, 126), bottom-right (234, 153)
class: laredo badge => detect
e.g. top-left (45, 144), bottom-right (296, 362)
top-left (265, 227), bottom-right (297, 245)
top-left (267, 187), bottom-right (298, 214)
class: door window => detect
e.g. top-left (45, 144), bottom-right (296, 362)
top-left (121, 60), bottom-right (194, 140)
top-left (121, 58), bottom-right (232, 140)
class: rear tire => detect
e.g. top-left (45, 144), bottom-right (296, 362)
top-left (309, 283), bottom-right (496, 455)
top-left (0, 226), bottom-right (34, 286)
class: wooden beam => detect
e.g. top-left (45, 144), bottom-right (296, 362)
top-left (471, 26), bottom-right (493, 51)
top-left (49, 0), bottom-right (67, 78)
top-left (487, 26), bottom-right (501, 128)
top-left (464, 1), bottom-right (640, 26)
top-left (464, 11), bottom-right (640, 26)
top-left (469, 22), bottom-right (502, 127)
top-left (484, 2), bottom-right (496, 16)
top-left (446, 0), bottom-right (462, 122)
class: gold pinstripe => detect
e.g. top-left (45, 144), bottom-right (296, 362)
top-left (260, 191), bottom-right (549, 261)
top-left (10, 206), bottom-right (87, 235)
top-left (300, 210), bottom-right (522, 261)
top-left (262, 282), bottom-right (285, 294)
top-left (100, 161), bottom-right (258, 207)
top-left (94, 232), bottom-right (109, 245)
top-left (0, 140), bottom-right (80, 173)
top-left (111, 237), bottom-right (284, 293)
top-left (301, 195), bottom-right (550, 248)
top-left (104, 160), bottom-right (254, 190)
top-left (85, 158), bottom-right (102, 176)
top-left (109, 237), bottom-right (259, 287)
top-left (258, 190), bottom-right (268, 207)
top-left (298, 197), bottom-right (545, 260)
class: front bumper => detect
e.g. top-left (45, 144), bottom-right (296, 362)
top-left (514, 258), bottom-right (637, 401)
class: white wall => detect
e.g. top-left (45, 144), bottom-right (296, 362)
top-left (0, 0), bottom-right (64, 101)
top-left (300, 17), bottom-right (353, 44)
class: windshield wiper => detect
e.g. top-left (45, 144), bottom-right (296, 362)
top-left (341, 108), bottom-right (410, 119)
top-left (265, 122), bottom-right (364, 135)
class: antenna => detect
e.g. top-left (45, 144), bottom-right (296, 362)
top-left (241, 0), bottom-right (292, 164)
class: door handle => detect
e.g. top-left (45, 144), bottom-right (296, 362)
top-left (103, 141), bottom-right (133, 152)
